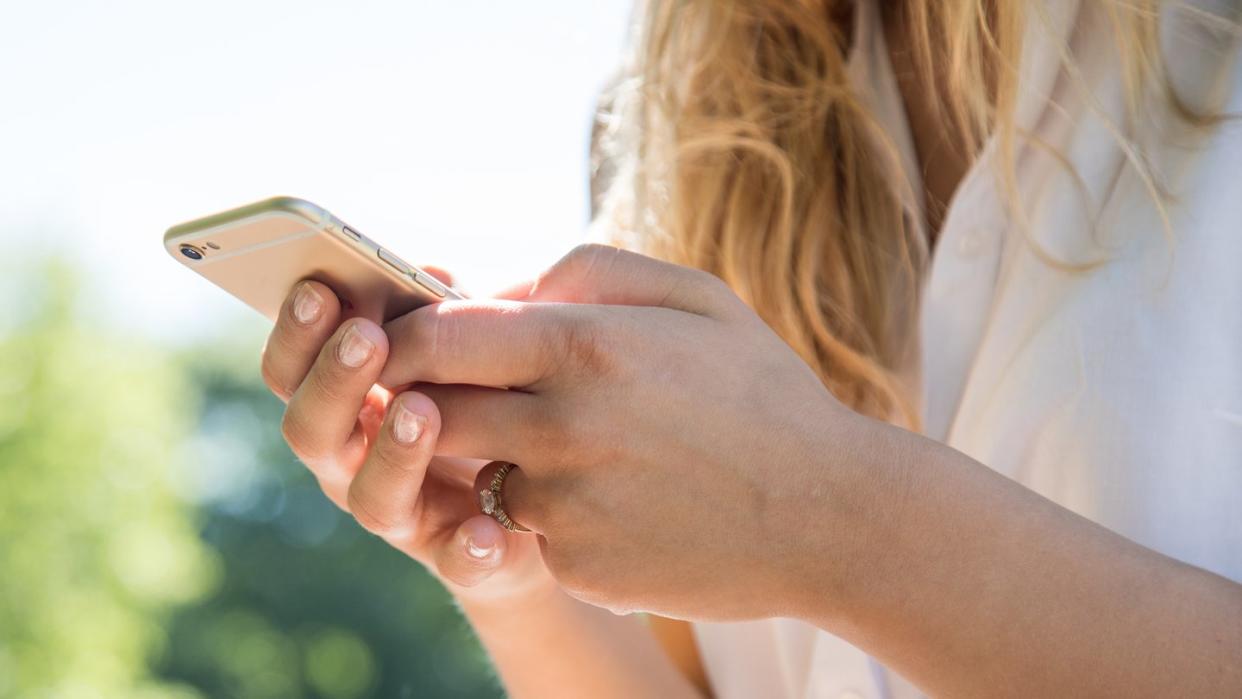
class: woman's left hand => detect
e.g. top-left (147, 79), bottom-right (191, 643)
top-left (378, 244), bottom-right (880, 621)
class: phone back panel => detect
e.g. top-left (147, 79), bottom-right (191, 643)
top-left (164, 197), bottom-right (455, 323)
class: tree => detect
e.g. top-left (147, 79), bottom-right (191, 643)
top-left (156, 337), bottom-right (501, 699)
top-left (0, 261), bottom-right (214, 698)
top-left (0, 261), bottom-right (500, 698)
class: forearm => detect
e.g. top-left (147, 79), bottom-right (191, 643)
top-left (460, 584), bottom-right (703, 699)
top-left (797, 417), bottom-right (1242, 697)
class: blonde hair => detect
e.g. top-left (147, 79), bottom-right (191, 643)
top-left (592, 1), bottom-right (1230, 427)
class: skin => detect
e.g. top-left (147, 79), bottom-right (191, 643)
top-left (261, 268), bottom-right (701, 699)
top-left (258, 7), bottom-right (1242, 696)
top-left (263, 245), bottom-right (1242, 697)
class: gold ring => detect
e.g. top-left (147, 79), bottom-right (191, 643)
top-left (479, 462), bottom-right (529, 532)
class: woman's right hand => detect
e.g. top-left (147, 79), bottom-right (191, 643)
top-left (259, 277), bottom-right (555, 605)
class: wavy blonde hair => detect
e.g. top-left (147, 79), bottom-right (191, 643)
top-left (591, 1), bottom-right (1230, 427)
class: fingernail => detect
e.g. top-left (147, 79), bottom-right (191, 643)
top-left (391, 399), bottom-right (426, 445)
top-left (292, 283), bottom-right (323, 325)
top-left (336, 323), bottom-right (375, 368)
top-left (465, 536), bottom-right (496, 560)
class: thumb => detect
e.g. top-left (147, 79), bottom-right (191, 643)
top-left (435, 515), bottom-right (508, 588)
top-left (496, 243), bottom-right (735, 317)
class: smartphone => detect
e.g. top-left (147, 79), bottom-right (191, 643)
top-left (164, 196), bottom-right (461, 322)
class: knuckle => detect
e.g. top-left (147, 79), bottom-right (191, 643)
top-left (696, 269), bottom-right (731, 296)
top-left (393, 309), bottom-right (450, 382)
top-left (563, 242), bottom-right (610, 270)
top-left (424, 310), bottom-right (455, 376)
top-left (550, 311), bottom-right (615, 378)
top-left (259, 352), bottom-right (292, 400)
top-left (304, 360), bottom-right (354, 404)
top-left (347, 487), bottom-right (406, 538)
top-left (541, 542), bottom-right (578, 584)
top-left (545, 545), bottom-right (606, 605)
top-left (279, 409), bottom-right (321, 463)
top-left (696, 270), bottom-right (745, 313)
top-left (373, 437), bottom-right (426, 474)
top-left (537, 243), bottom-right (617, 294)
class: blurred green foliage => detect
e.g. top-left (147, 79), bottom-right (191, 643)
top-left (0, 263), bottom-right (502, 698)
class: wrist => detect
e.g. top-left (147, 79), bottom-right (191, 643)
top-left (770, 408), bottom-right (920, 629)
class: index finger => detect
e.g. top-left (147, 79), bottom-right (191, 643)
top-left (380, 299), bottom-right (592, 391)
top-left (261, 280), bottom-right (343, 401)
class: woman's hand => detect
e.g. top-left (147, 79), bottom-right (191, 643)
top-left (259, 273), bottom-right (556, 604)
top-left (379, 244), bottom-right (870, 621)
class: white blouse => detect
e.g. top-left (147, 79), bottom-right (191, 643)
top-left (691, 1), bottom-right (1242, 697)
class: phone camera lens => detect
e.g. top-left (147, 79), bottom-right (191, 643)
top-left (180, 244), bottom-right (204, 260)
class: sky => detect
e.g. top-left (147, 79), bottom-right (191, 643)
top-left (0, 0), bottom-right (634, 343)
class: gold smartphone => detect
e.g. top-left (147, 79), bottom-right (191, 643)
top-left (164, 196), bottom-right (461, 322)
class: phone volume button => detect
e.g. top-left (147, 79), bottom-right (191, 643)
top-left (377, 247), bottom-right (410, 275)
top-left (412, 271), bottom-right (448, 298)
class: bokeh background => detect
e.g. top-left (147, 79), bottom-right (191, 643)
top-left (1, 2), bottom-right (632, 697)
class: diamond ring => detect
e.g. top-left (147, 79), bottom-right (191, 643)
top-left (478, 462), bottom-right (529, 532)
